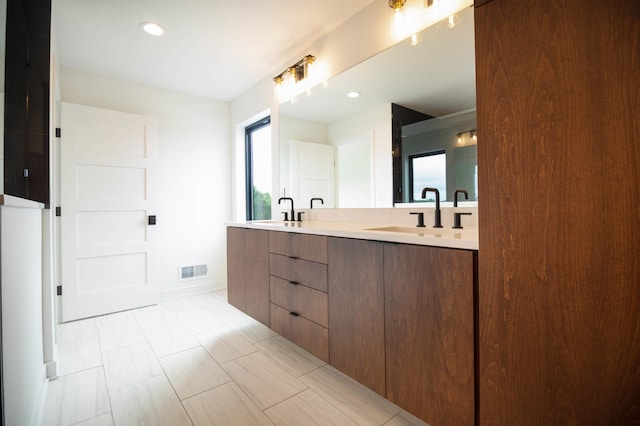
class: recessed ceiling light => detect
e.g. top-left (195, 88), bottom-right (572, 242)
top-left (141, 22), bottom-right (164, 36)
top-left (347, 91), bottom-right (360, 98)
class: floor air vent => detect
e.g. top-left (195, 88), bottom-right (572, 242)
top-left (180, 264), bottom-right (208, 281)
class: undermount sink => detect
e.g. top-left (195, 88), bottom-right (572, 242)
top-left (365, 226), bottom-right (476, 238)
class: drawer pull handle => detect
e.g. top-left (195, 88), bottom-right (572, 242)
top-left (289, 311), bottom-right (300, 317)
top-left (289, 281), bottom-right (300, 286)
top-left (288, 256), bottom-right (299, 260)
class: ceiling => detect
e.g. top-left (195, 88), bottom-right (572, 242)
top-left (52, 0), bottom-right (375, 101)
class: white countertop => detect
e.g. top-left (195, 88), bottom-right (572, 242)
top-left (228, 219), bottom-right (478, 251)
top-left (0, 194), bottom-right (45, 209)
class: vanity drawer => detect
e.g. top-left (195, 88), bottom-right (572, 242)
top-left (269, 231), bottom-right (327, 264)
top-left (270, 303), bottom-right (329, 362)
top-left (269, 254), bottom-right (328, 292)
top-left (270, 276), bottom-right (328, 327)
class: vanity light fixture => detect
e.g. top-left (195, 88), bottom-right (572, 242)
top-left (424, 0), bottom-right (461, 29)
top-left (273, 55), bottom-right (316, 87)
top-left (273, 55), bottom-right (316, 101)
top-left (141, 22), bottom-right (164, 36)
top-left (388, 0), bottom-right (406, 11)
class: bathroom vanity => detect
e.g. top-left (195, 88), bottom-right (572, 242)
top-left (226, 219), bottom-right (477, 425)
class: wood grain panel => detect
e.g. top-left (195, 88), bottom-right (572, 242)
top-left (269, 231), bottom-right (327, 264)
top-left (328, 237), bottom-right (385, 396)
top-left (244, 229), bottom-right (270, 326)
top-left (226, 227), bottom-right (245, 311)
top-left (270, 303), bottom-right (329, 363)
top-left (269, 254), bottom-right (328, 292)
top-left (384, 244), bottom-right (475, 426)
top-left (270, 276), bottom-right (328, 327)
top-left (476, 1), bottom-right (640, 424)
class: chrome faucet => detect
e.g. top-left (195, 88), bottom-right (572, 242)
top-left (453, 189), bottom-right (468, 207)
top-left (421, 187), bottom-right (442, 228)
top-left (278, 197), bottom-right (295, 221)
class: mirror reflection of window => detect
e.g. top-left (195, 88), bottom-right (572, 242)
top-left (409, 151), bottom-right (446, 202)
top-left (401, 109), bottom-right (477, 203)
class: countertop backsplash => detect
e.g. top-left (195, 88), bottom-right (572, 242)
top-left (294, 206), bottom-right (478, 230)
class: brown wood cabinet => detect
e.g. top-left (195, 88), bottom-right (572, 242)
top-left (226, 227), bottom-right (246, 311)
top-left (226, 227), bottom-right (270, 326)
top-left (384, 243), bottom-right (475, 426)
top-left (228, 227), bottom-right (480, 422)
top-left (328, 237), bottom-right (385, 396)
top-left (269, 231), bottom-right (329, 362)
top-left (475, 0), bottom-right (640, 424)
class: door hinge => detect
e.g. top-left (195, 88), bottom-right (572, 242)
top-left (55, 206), bottom-right (61, 217)
top-left (56, 285), bottom-right (62, 296)
top-left (55, 128), bottom-right (61, 138)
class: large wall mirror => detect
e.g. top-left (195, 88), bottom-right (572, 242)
top-left (278, 5), bottom-right (476, 208)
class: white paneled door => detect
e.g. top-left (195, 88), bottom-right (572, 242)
top-left (60, 102), bottom-right (159, 322)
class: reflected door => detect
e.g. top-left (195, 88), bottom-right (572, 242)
top-left (60, 102), bottom-right (158, 321)
top-left (290, 140), bottom-right (335, 208)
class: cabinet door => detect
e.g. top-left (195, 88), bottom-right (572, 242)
top-left (328, 237), bottom-right (385, 395)
top-left (226, 227), bottom-right (246, 311)
top-left (244, 229), bottom-right (270, 326)
top-left (384, 244), bottom-right (475, 426)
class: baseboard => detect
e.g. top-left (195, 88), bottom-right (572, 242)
top-left (159, 279), bottom-right (226, 301)
top-left (45, 359), bottom-right (59, 379)
top-left (33, 365), bottom-right (49, 426)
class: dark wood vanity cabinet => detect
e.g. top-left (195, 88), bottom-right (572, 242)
top-left (384, 243), bottom-right (475, 426)
top-left (228, 228), bottom-right (478, 423)
top-left (328, 237), bottom-right (386, 396)
top-left (226, 227), bottom-right (270, 326)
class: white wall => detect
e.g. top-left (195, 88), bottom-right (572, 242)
top-left (1, 200), bottom-right (46, 426)
top-left (59, 68), bottom-right (230, 298)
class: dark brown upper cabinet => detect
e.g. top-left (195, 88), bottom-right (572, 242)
top-left (4, 0), bottom-right (51, 205)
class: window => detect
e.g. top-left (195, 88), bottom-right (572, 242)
top-left (409, 150), bottom-right (447, 202)
top-left (245, 117), bottom-right (272, 220)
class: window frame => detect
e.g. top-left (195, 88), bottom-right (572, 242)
top-left (408, 149), bottom-right (446, 202)
top-left (244, 116), bottom-right (271, 220)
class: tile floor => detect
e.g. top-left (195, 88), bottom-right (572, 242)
top-left (43, 290), bottom-right (429, 426)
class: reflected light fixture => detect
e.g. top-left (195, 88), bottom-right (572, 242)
top-left (141, 22), bottom-right (164, 36)
top-left (456, 130), bottom-right (477, 146)
top-left (347, 91), bottom-right (361, 99)
top-left (445, 13), bottom-right (461, 28)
